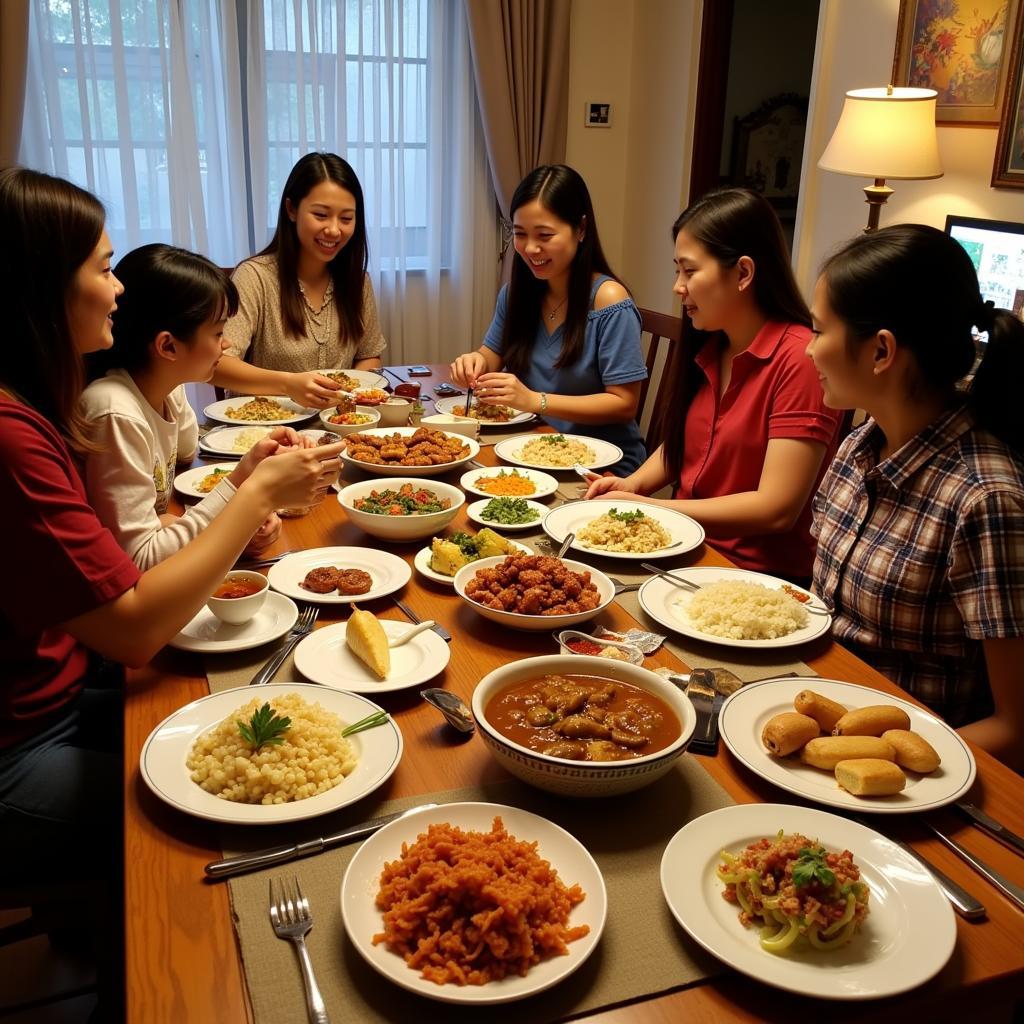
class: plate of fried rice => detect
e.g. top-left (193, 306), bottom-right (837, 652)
top-left (638, 566), bottom-right (832, 648)
top-left (203, 395), bottom-right (319, 426)
top-left (340, 802), bottom-right (607, 1004)
top-left (660, 803), bottom-right (955, 999)
top-left (494, 433), bottom-right (622, 470)
top-left (542, 500), bottom-right (705, 560)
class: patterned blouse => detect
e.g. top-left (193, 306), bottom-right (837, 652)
top-left (811, 404), bottom-right (1024, 726)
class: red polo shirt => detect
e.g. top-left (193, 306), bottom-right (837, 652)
top-left (0, 398), bottom-right (141, 748)
top-left (679, 320), bottom-right (839, 577)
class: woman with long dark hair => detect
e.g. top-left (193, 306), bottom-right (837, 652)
top-left (586, 187), bottom-right (840, 580)
top-left (0, 168), bottom-right (342, 910)
top-left (81, 243), bottom-right (320, 568)
top-left (808, 224), bottom-right (1024, 767)
top-left (450, 164), bottom-right (648, 473)
top-left (215, 152), bottom-right (386, 407)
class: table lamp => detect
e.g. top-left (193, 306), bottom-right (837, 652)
top-left (818, 85), bottom-right (943, 232)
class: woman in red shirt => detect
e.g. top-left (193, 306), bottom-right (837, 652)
top-left (586, 188), bottom-right (839, 581)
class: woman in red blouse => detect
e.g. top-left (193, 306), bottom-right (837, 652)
top-left (586, 188), bottom-right (840, 581)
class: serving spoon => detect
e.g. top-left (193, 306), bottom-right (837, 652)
top-left (421, 688), bottom-right (474, 733)
top-left (388, 620), bottom-right (436, 648)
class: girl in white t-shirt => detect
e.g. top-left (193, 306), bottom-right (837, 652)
top-left (81, 244), bottom-right (310, 569)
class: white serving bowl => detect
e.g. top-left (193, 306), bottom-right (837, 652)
top-left (337, 477), bottom-right (464, 542)
top-left (375, 397), bottom-right (413, 428)
top-left (205, 570), bottom-right (269, 624)
top-left (471, 654), bottom-right (696, 797)
top-left (318, 406), bottom-right (381, 437)
top-left (453, 555), bottom-right (615, 631)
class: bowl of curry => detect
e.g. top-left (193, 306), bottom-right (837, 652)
top-left (471, 655), bottom-right (697, 797)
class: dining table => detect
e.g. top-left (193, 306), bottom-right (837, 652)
top-left (127, 364), bottom-right (1024, 1023)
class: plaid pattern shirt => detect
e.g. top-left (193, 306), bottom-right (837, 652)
top-left (811, 404), bottom-right (1024, 726)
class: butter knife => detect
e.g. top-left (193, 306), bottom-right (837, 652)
top-left (956, 801), bottom-right (1024, 857)
top-left (925, 821), bottom-right (1024, 913)
top-left (204, 804), bottom-right (438, 879)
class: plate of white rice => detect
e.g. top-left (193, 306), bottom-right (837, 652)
top-left (542, 500), bottom-right (705, 560)
top-left (139, 683), bottom-right (403, 824)
top-left (638, 566), bottom-right (832, 648)
top-left (494, 433), bottom-right (623, 470)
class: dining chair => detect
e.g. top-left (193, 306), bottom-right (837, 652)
top-left (636, 306), bottom-right (684, 451)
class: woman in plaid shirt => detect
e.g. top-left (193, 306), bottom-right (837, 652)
top-left (808, 225), bottom-right (1024, 769)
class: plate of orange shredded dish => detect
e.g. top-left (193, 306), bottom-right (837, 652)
top-left (660, 803), bottom-right (955, 1000)
top-left (340, 802), bottom-right (607, 1004)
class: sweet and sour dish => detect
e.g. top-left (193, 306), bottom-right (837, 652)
top-left (463, 554), bottom-right (601, 615)
top-left (344, 427), bottom-right (469, 466)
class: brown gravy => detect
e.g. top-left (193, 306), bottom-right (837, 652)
top-left (213, 578), bottom-right (264, 599)
top-left (485, 673), bottom-right (680, 762)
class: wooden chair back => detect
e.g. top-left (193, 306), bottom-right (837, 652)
top-left (637, 306), bottom-right (683, 451)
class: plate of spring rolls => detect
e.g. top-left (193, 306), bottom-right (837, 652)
top-left (718, 678), bottom-right (976, 814)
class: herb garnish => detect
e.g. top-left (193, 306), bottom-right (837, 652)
top-left (237, 702), bottom-right (292, 751)
top-left (608, 507), bottom-right (646, 524)
top-left (341, 710), bottom-right (390, 737)
top-left (792, 845), bottom-right (836, 889)
top-left (541, 434), bottom-right (568, 445)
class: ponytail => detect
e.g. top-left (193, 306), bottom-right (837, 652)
top-left (970, 308), bottom-right (1024, 451)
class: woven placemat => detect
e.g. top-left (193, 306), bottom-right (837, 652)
top-left (223, 768), bottom-right (730, 1024)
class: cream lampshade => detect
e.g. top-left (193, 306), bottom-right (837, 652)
top-left (818, 86), bottom-right (943, 232)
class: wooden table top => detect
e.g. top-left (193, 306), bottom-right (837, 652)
top-left (129, 367), bottom-right (1024, 1022)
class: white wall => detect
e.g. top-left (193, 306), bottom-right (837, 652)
top-left (793, 0), bottom-right (1024, 295)
top-left (566, 0), bottom-right (700, 313)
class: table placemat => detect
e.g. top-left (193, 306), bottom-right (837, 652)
top-left (223, 767), bottom-right (731, 1024)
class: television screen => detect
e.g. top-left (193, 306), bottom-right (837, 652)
top-left (944, 214), bottom-right (1024, 322)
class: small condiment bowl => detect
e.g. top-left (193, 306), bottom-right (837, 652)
top-left (375, 397), bottom-right (413, 428)
top-left (556, 629), bottom-right (644, 665)
top-left (205, 570), bottom-right (269, 625)
top-left (421, 413), bottom-right (480, 440)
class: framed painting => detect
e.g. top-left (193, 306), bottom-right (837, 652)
top-left (729, 93), bottom-right (808, 214)
top-left (992, 2), bottom-right (1024, 187)
top-left (892, 0), bottom-right (1021, 124)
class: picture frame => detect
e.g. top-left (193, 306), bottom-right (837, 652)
top-left (729, 93), bottom-right (808, 214)
top-left (584, 102), bottom-right (612, 128)
top-left (892, 0), bottom-right (1021, 125)
top-left (992, 1), bottom-right (1024, 187)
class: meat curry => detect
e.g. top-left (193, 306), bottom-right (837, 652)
top-left (485, 673), bottom-right (680, 762)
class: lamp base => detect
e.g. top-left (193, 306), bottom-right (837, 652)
top-left (862, 179), bottom-right (894, 233)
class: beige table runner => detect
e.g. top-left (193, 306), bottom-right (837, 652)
top-left (223, 767), bottom-right (730, 1024)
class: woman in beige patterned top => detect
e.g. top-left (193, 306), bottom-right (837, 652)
top-left (215, 154), bottom-right (386, 408)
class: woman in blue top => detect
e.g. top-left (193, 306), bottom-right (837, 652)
top-left (450, 165), bottom-right (648, 473)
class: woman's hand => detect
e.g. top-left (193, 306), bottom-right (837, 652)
top-left (450, 351), bottom-right (490, 387)
top-left (283, 371), bottom-right (342, 409)
top-left (243, 440), bottom-right (345, 510)
top-left (474, 372), bottom-right (538, 413)
top-left (242, 512), bottom-right (282, 555)
top-left (585, 475), bottom-right (641, 500)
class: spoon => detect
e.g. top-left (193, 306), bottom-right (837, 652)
top-left (573, 463), bottom-right (600, 484)
top-left (557, 532), bottom-right (575, 558)
top-left (420, 688), bottom-right (475, 733)
top-left (388, 620), bottom-right (436, 648)
top-left (608, 577), bottom-right (641, 596)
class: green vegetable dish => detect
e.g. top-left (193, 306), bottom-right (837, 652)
top-left (478, 497), bottom-right (540, 525)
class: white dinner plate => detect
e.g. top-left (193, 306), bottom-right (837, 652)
top-left (340, 802), bottom-right (607, 1004)
top-left (638, 565), bottom-right (832, 648)
top-left (203, 396), bottom-right (319, 426)
top-left (542, 499), bottom-right (705, 561)
top-left (322, 368), bottom-right (388, 391)
top-left (459, 466), bottom-right (559, 499)
top-left (413, 538), bottom-right (533, 586)
top-left (168, 592), bottom-right (298, 653)
top-left (173, 462), bottom-right (236, 499)
top-left (293, 619), bottom-right (450, 693)
top-left (340, 426), bottom-right (481, 477)
top-left (466, 498), bottom-right (547, 531)
top-left (433, 395), bottom-right (535, 427)
top-left (660, 803), bottom-right (955, 999)
top-left (267, 547), bottom-right (411, 605)
top-left (139, 683), bottom-right (403, 825)
top-left (494, 433), bottom-right (623, 471)
top-left (718, 677), bottom-right (977, 814)
top-left (198, 425), bottom-right (330, 457)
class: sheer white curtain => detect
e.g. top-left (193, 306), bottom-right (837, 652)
top-left (21, 0), bottom-right (497, 362)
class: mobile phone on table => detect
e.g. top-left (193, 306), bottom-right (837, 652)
top-left (434, 383), bottom-right (463, 396)
top-left (408, 365), bottom-right (432, 376)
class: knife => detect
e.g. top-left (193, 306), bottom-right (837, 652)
top-left (203, 803), bottom-right (438, 880)
top-left (925, 821), bottom-right (1024, 913)
top-left (956, 801), bottom-right (1024, 857)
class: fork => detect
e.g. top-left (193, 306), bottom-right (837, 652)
top-left (268, 877), bottom-right (330, 1024)
top-left (250, 604), bottom-right (319, 685)
top-left (393, 597), bottom-right (451, 641)
top-left (680, 670), bottom-right (720, 755)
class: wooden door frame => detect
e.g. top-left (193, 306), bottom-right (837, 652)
top-left (689, 0), bottom-right (735, 203)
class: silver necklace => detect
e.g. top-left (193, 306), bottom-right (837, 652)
top-left (545, 295), bottom-right (568, 321)
top-left (299, 279), bottom-right (335, 349)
